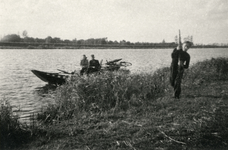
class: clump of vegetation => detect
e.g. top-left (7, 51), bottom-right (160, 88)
top-left (183, 57), bottom-right (228, 86)
top-left (37, 67), bottom-right (171, 123)
top-left (38, 57), bottom-right (228, 123)
top-left (0, 99), bottom-right (32, 149)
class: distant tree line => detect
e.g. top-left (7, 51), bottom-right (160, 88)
top-left (0, 33), bottom-right (175, 46)
top-left (1, 32), bottom-right (227, 48)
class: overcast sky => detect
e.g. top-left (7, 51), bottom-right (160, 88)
top-left (0, 0), bottom-right (227, 44)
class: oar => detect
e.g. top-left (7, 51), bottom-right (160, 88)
top-left (57, 69), bottom-right (72, 74)
top-left (106, 58), bottom-right (122, 65)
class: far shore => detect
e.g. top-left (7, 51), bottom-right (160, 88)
top-left (1, 45), bottom-right (227, 49)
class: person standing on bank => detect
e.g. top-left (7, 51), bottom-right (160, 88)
top-left (87, 54), bottom-right (101, 74)
top-left (80, 55), bottom-right (89, 75)
top-left (170, 31), bottom-right (193, 99)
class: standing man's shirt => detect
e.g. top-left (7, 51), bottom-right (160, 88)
top-left (171, 48), bottom-right (190, 71)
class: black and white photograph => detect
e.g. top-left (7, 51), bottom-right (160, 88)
top-left (0, 0), bottom-right (228, 149)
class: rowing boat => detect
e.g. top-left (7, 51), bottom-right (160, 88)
top-left (31, 70), bottom-right (69, 85)
top-left (32, 58), bottom-right (132, 85)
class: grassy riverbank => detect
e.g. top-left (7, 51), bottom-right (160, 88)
top-left (1, 57), bottom-right (228, 150)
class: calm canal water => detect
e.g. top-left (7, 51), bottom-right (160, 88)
top-left (0, 48), bottom-right (228, 122)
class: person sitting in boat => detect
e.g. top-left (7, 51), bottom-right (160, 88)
top-left (80, 54), bottom-right (89, 75)
top-left (87, 54), bottom-right (101, 74)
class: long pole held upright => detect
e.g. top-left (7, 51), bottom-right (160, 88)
top-left (179, 29), bottom-right (181, 45)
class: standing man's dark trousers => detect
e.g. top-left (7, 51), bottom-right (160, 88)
top-left (170, 64), bottom-right (177, 87)
top-left (170, 66), bottom-right (184, 99)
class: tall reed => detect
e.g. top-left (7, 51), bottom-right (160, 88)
top-left (0, 99), bottom-right (31, 149)
top-left (37, 67), bottom-right (171, 123)
top-left (37, 57), bottom-right (228, 124)
top-left (183, 57), bottom-right (228, 85)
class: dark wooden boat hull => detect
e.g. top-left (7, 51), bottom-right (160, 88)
top-left (31, 70), bottom-right (69, 85)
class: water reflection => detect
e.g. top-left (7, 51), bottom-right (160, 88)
top-left (17, 84), bottom-right (57, 123)
top-left (32, 84), bottom-right (56, 110)
top-left (34, 84), bottom-right (57, 96)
